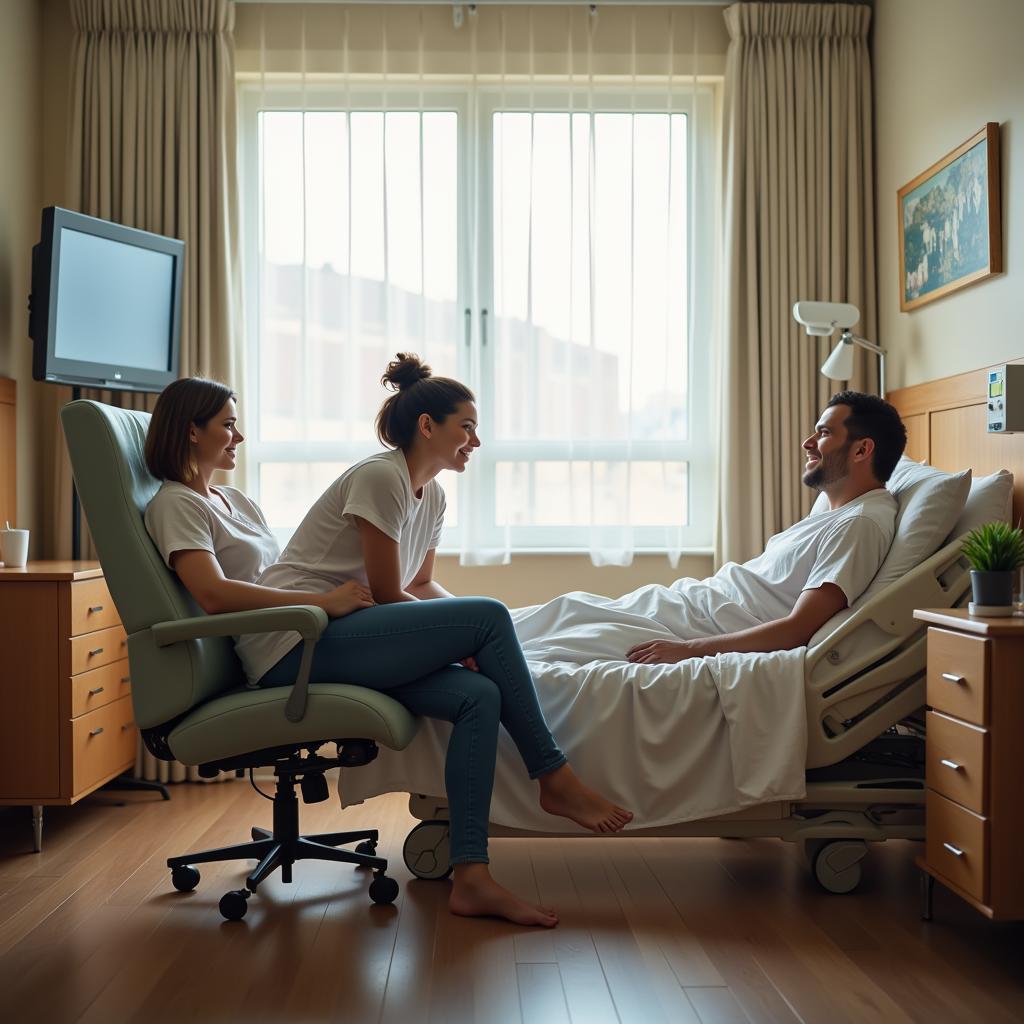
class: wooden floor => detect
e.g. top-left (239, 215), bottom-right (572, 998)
top-left (1, 781), bottom-right (1022, 1024)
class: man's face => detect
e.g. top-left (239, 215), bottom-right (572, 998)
top-left (802, 404), bottom-right (853, 489)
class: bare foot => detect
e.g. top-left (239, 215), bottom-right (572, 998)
top-left (538, 764), bottom-right (633, 833)
top-left (449, 865), bottom-right (558, 927)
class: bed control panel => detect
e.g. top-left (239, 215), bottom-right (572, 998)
top-left (986, 365), bottom-right (1024, 433)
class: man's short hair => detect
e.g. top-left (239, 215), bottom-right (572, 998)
top-left (826, 390), bottom-right (907, 483)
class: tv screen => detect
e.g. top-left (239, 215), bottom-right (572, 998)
top-left (29, 207), bottom-right (183, 393)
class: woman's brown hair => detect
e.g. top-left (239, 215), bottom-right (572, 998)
top-left (375, 353), bottom-right (475, 449)
top-left (145, 377), bottom-right (236, 482)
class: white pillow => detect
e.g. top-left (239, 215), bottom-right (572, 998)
top-left (856, 461), bottom-right (971, 604)
top-left (945, 469), bottom-right (1014, 541)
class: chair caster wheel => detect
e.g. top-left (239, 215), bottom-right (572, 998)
top-left (171, 865), bottom-right (200, 892)
top-left (355, 840), bottom-right (377, 856)
top-left (219, 889), bottom-right (250, 921)
top-left (369, 874), bottom-right (399, 905)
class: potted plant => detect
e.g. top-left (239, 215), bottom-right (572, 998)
top-left (961, 521), bottom-right (1024, 614)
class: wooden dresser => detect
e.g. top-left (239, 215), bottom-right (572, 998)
top-left (0, 562), bottom-right (135, 851)
top-left (914, 608), bottom-right (1024, 921)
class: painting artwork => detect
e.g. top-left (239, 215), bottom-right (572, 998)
top-left (897, 123), bottom-right (1002, 312)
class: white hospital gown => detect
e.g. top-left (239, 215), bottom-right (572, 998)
top-left (513, 488), bottom-right (896, 662)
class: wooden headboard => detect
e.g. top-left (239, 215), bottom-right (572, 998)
top-left (888, 357), bottom-right (1024, 525)
top-left (0, 378), bottom-right (14, 530)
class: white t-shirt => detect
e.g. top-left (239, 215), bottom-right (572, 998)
top-left (235, 448), bottom-right (446, 684)
top-left (145, 481), bottom-right (281, 583)
top-left (665, 487), bottom-right (898, 638)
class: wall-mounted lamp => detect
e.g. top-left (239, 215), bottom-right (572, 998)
top-left (792, 301), bottom-right (887, 398)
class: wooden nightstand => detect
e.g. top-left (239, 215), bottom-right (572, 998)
top-left (0, 561), bottom-right (137, 851)
top-left (913, 608), bottom-right (1024, 921)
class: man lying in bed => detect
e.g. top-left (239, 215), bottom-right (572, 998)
top-left (620, 390), bottom-right (906, 664)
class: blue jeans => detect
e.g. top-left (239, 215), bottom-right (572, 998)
top-left (258, 597), bottom-right (566, 864)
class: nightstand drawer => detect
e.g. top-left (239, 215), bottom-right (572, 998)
top-left (72, 695), bottom-right (136, 795)
top-left (70, 624), bottom-right (127, 675)
top-left (926, 710), bottom-right (987, 814)
top-left (926, 628), bottom-right (989, 726)
top-left (71, 658), bottom-right (131, 718)
top-left (926, 790), bottom-right (987, 903)
top-left (70, 577), bottom-right (120, 635)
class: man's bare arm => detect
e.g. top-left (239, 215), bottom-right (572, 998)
top-left (626, 584), bottom-right (847, 664)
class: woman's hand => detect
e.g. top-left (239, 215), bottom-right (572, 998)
top-left (460, 656), bottom-right (480, 672)
top-left (625, 638), bottom-right (709, 664)
top-left (319, 581), bottom-right (375, 618)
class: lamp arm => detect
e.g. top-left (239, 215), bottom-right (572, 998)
top-left (842, 331), bottom-right (886, 356)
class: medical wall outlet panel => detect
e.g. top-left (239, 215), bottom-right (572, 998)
top-left (986, 365), bottom-right (1024, 433)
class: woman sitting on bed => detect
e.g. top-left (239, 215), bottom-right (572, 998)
top-left (143, 362), bottom-right (631, 928)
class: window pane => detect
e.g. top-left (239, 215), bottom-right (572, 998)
top-left (492, 111), bottom-right (689, 446)
top-left (259, 462), bottom-right (350, 530)
top-left (257, 109), bottom-right (459, 450)
top-left (496, 461), bottom-right (687, 528)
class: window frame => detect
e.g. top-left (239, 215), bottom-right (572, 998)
top-left (238, 78), bottom-right (718, 554)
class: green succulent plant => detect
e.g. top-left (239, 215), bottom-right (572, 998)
top-left (961, 521), bottom-right (1024, 573)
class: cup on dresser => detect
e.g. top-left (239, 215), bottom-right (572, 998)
top-left (0, 527), bottom-right (30, 567)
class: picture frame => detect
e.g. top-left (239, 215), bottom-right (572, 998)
top-left (897, 122), bottom-right (1002, 312)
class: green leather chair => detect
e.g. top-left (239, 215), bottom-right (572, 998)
top-left (60, 399), bottom-right (418, 921)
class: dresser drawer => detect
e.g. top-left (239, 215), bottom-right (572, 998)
top-left (926, 711), bottom-right (988, 814)
top-left (72, 695), bottom-right (136, 795)
top-left (70, 624), bottom-right (127, 675)
top-left (926, 628), bottom-right (989, 726)
top-left (70, 577), bottom-right (120, 635)
top-left (70, 658), bottom-right (131, 718)
top-left (926, 790), bottom-right (987, 903)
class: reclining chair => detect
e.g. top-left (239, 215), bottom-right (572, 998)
top-left (61, 399), bottom-right (418, 922)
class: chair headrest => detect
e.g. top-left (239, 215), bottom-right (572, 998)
top-left (60, 399), bottom-right (194, 634)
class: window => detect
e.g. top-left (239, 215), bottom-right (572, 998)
top-left (240, 82), bottom-right (716, 555)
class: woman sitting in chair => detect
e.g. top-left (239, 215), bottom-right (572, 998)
top-left (143, 362), bottom-right (631, 928)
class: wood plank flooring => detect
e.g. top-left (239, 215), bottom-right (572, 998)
top-left (1, 781), bottom-right (1022, 1023)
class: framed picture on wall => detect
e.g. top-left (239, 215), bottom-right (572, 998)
top-left (897, 122), bottom-right (1002, 312)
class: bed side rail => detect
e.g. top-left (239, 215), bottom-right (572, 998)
top-left (804, 535), bottom-right (969, 694)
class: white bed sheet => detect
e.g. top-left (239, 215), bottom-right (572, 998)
top-left (339, 588), bottom-right (809, 831)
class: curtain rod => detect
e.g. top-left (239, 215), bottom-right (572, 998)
top-left (234, 2), bottom-right (727, 6)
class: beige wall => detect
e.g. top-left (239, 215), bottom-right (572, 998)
top-left (875, 0), bottom-right (1024, 389)
top-left (0, 1), bottom-right (43, 539)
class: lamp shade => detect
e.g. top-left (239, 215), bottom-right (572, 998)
top-left (821, 338), bottom-right (855, 381)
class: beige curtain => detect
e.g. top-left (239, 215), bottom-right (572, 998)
top-left (717, 2), bottom-right (876, 566)
top-left (53, 0), bottom-right (240, 783)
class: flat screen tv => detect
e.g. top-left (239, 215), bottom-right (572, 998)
top-left (28, 207), bottom-right (183, 393)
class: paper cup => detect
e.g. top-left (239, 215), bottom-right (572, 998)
top-left (0, 528), bottom-right (30, 568)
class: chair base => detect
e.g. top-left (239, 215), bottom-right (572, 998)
top-left (166, 752), bottom-right (399, 920)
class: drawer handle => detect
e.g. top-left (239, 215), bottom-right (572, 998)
top-left (121, 722), bottom-right (134, 731)
top-left (940, 758), bottom-right (962, 771)
top-left (88, 604), bottom-right (104, 613)
top-left (88, 647), bottom-right (104, 657)
top-left (941, 672), bottom-right (965, 685)
top-left (943, 842), bottom-right (965, 858)
top-left (120, 676), bottom-right (130, 684)
top-left (87, 686), bottom-right (105, 696)
top-left (89, 726), bottom-right (104, 737)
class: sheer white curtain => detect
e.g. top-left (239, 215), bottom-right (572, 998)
top-left (237, 3), bottom-right (721, 566)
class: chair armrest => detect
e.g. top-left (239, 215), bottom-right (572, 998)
top-left (152, 606), bottom-right (329, 724)
top-left (151, 605), bottom-right (328, 647)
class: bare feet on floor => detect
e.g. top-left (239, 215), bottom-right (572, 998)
top-left (449, 865), bottom-right (558, 927)
top-left (537, 763), bottom-right (633, 833)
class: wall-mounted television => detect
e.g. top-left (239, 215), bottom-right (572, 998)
top-left (28, 207), bottom-right (184, 393)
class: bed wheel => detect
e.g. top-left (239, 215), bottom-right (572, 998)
top-left (403, 820), bottom-right (453, 880)
top-left (811, 840), bottom-right (867, 894)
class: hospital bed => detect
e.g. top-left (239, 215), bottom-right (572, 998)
top-left (397, 533), bottom-right (973, 895)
